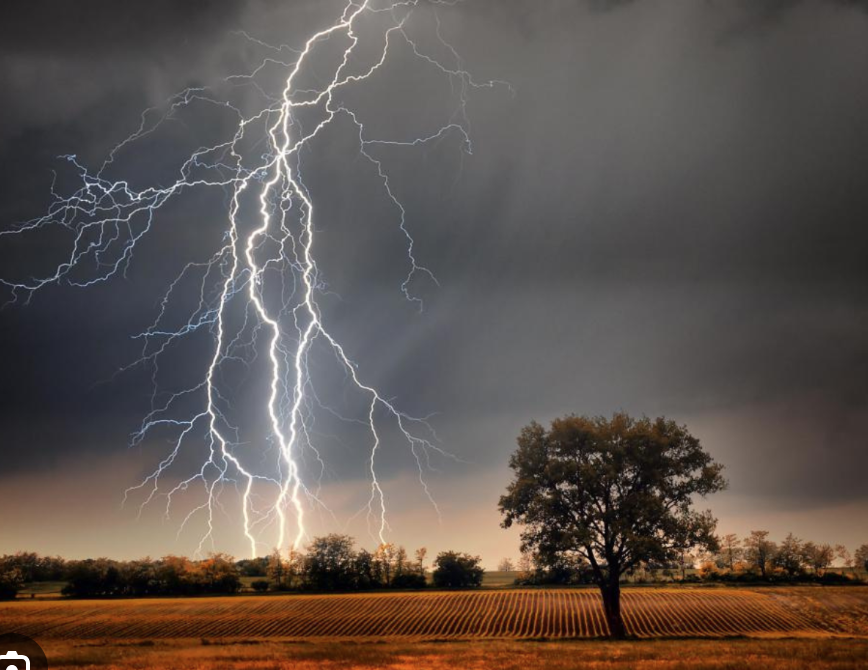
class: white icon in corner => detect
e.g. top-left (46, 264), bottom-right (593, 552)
top-left (1, 651), bottom-right (30, 670)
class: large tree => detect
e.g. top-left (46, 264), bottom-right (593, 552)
top-left (499, 413), bottom-right (725, 638)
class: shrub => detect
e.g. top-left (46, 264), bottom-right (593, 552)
top-left (251, 579), bottom-right (270, 592)
top-left (391, 572), bottom-right (427, 589)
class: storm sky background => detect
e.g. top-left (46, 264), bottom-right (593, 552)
top-left (1, 0), bottom-right (867, 564)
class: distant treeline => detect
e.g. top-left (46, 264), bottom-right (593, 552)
top-left (505, 532), bottom-right (868, 586)
top-left (0, 553), bottom-right (242, 598)
top-left (0, 535), bottom-right (483, 599)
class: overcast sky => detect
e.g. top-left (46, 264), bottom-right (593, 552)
top-left (1, 0), bottom-right (867, 565)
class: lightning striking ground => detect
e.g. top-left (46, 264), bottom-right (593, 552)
top-left (0, 1), bottom-right (506, 556)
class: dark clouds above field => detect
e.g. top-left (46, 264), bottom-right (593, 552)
top-left (1, 0), bottom-right (867, 560)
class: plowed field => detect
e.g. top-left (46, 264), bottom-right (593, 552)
top-left (3, 587), bottom-right (867, 641)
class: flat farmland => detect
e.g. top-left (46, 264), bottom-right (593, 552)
top-left (3, 587), bottom-right (867, 641)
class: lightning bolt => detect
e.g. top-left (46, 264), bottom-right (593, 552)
top-left (0, 0), bottom-right (508, 557)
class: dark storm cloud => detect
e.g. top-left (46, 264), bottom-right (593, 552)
top-left (0, 0), bottom-right (246, 54)
top-left (0, 0), bottom-right (245, 124)
top-left (1, 0), bottom-right (867, 554)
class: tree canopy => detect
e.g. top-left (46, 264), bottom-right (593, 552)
top-left (432, 551), bottom-right (484, 588)
top-left (499, 413), bottom-right (726, 637)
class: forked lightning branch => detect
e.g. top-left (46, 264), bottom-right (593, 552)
top-left (0, 1), bottom-right (507, 557)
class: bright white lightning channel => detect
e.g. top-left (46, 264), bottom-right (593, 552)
top-left (0, 0), bottom-right (508, 557)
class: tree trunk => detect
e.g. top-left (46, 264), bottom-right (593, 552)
top-left (599, 578), bottom-right (627, 638)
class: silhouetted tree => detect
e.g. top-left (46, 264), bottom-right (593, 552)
top-left (517, 550), bottom-right (534, 580)
top-left (373, 543), bottom-right (398, 586)
top-left (353, 548), bottom-right (376, 589)
top-left (775, 533), bottom-right (804, 577)
top-left (304, 534), bottom-right (357, 591)
top-left (497, 558), bottom-right (515, 572)
top-left (744, 530), bottom-right (776, 578)
top-left (121, 558), bottom-right (159, 596)
top-left (236, 557), bottom-right (269, 577)
top-left (801, 542), bottom-right (834, 576)
top-left (63, 558), bottom-right (123, 597)
top-left (835, 545), bottom-right (853, 569)
top-left (499, 413), bottom-right (725, 638)
top-left (0, 552), bottom-right (66, 583)
top-left (268, 549), bottom-right (287, 590)
top-left (0, 566), bottom-right (23, 600)
top-left (191, 553), bottom-right (241, 593)
top-left (432, 551), bottom-right (484, 588)
top-left (414, 547), bottom-right (428, 575)
top-left (855, 544), bottom-right (868, 574)
top-left (717, 534), bottom-right (742, 571)
top-left (675, 547), bottom-right (697, 581)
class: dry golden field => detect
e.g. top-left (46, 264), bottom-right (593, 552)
top-left (3, 587), bottom-right (867, 642)
top-left (27, 638), bottom-right (868, 670)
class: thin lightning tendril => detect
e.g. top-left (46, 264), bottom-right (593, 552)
top-left (0, 0), bottom-right (508, 557)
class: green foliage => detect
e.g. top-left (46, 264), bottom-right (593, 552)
top-left (236, 557), bottom-right (269, 577)
top-left (303, 534), bottom-right (358, 591)
top-left (265, 537), bottom-right (430, 592)
top-left (432, 551), bottom-right (484, 588)
top-left (500, 414), bottom-right (725, 575)
top-left (0, 551), bottom-right (66, 582)
top-left (60, 554), bottom-right (241, 597)
top-left (499, 413), bottom-right (726, 637)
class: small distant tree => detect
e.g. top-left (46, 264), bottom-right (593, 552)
top-left (500, 414), bottom-right (725, 638)
top-left (855, 545), bottom-right (868, 574)
top-left (251, 579), bottom-right (270, 593)
top-left (675, 547), bottom-right (697, 581)
top-left (697, 559), bottom-right (720, 580)
top-left (432, 551), bottom-right (484, 588)
top-left (121, 558), bottom-right (159, 596)
top-left (354, 548), bottom-right (376, 589)
top-left (64, 558), bottom-right (127, 597)
top-left (414, 547), bottom-right (428, 576)
top-left (394, 546), bottom-right (409, 578)
top-left (775, 533), bottom-right (804, 577)
top-left (718, 534), bottom-right (742, 571)
top-left (744, 531), bottom-right (776, 578)
top-left (801, 542), bottom-right (834, 577)
top-left (268, 549), bottom-right (287, 590)
top-left (156, 555), bottom-right (192, 594)
top-left (390, 546), bottom-right (426, 589)
top-left (287, 549), bottom-right (305, 590)
top-left (305, 534), bottom-right (356, 591)
top-left (269, 548), bottom-right (305, 590)
top-left (497, 558), bottom-right (515, 572)
top-left (517, 551), bottom-right (534, 574)
top-left (373, 543), bottom-right (398, 587)
top-left (236, 557), bottom-right (269, 577)
top-left (186, 553), bottom-right (241, 594)
top-left (835, 545), bottom-right (853, 569)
